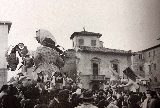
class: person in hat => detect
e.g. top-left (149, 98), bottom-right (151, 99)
top-left (48, 89), bottom-right (73, 108)
top-left (71, 88), bottom-right (82, 107)
top-left (76, 89), bottom-right (98, 108)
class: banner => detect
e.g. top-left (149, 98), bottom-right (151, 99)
top-left (123, 67), bottom-right (137, 82)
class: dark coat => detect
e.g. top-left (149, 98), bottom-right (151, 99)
top-left (2, 95), bottom-right (21, 108)
top-left (117, 96), bottom-right (124, 108)
top-left (148, 98), bottom-right (160, 108)
top-left (97, 99), bottom-right (109, 108)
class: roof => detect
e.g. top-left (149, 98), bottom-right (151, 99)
top-left (0, 21), bottom-right (12, 33)
top-left (142, 44), bottom-right (160, 52)
top-left (70, 31), bottom-right (102, 39)
top-left (77, 46), bottom-right (135, 55)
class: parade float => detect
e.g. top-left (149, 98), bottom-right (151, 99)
top-left (5, 29), bottom-right (75, 91)
top-left (118, 67), bottom-right (140, 92)
top-left (103, 67), bottom-right (140, 93)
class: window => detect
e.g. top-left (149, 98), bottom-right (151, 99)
top-left (91, 40), bottom-right (96, 46)
top-left (78, 39), bottom-right (84, 46)
top-left (153, 50), bottom-right (155, 56)
top-left (112, 64), bottom-right (118, 72)
top-left (139, 54), bottom-right (143, 59)
top-left (149, 52), bottom-right (150, 57)
top-left (154, 64), bottom-right (156, 70)
top-left (148, 65), bottom-right (151, 72)
top-left (73, 41), bottom-right (74, 47)
top-left (93, 63), bottom-right (98, 75)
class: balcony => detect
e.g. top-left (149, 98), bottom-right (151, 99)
top-left (89, 75), bottom-right (105, 81)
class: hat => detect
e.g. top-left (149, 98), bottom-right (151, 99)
top-left (83, 90), bottom-right (94, 99)
top-left (18, 43), bottom-right (24, 46)
top-left (35, 29), bottom-right (57, 45)
top-left (99, 91), bottom-right (103, 96)
top-left (59, 89), bottom-right (71, 95)
top-left (58, 89), bottom-right (70, 100)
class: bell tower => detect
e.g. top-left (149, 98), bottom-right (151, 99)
top-left (70, 29), bottom-right (103, 49)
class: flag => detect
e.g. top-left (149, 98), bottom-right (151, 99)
top-left (123, 67), bottom-right (137, 82)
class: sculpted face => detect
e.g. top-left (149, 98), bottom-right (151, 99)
top-left (36, 30), bottom-right (40, 43)
top-left (18, 43), bottom-right (25, 49)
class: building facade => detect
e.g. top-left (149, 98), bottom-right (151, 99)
top-left (133, 44), bottom-right (160, 90)
top-left (0, 21), bottom-right (12, 87)
top-left (69, 30), bottom-right (134, 90)
top-left (132, 51), bottom-right (145, 78)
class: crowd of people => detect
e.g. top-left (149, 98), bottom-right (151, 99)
top-left (0, 79), bottom-right (160, 108)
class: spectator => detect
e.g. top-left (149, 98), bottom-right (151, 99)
top-left (97, 91), bottom-right (109, 108)
top-left (128, 94), bottom-right (141, 108)
top-left (76, 89), bottom-right (98, 108)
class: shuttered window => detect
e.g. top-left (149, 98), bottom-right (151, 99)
top-left (91, 40), bottom-right (96, 46)
top-left (78, 39), bottom-right (84, 46)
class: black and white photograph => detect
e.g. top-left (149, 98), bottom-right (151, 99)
top-left (0, 0), bottom-right (160, 108)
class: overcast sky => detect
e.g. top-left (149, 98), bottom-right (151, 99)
top-left (1, 0), bottom-right (160, 52)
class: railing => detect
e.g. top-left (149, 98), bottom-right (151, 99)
top-left (89, 75), bottom-right (105, 81)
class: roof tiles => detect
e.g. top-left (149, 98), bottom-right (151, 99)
top-left (78, 46), bottom-right (134, 55)
top-left (70, 31), bottom-right (102, 39)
